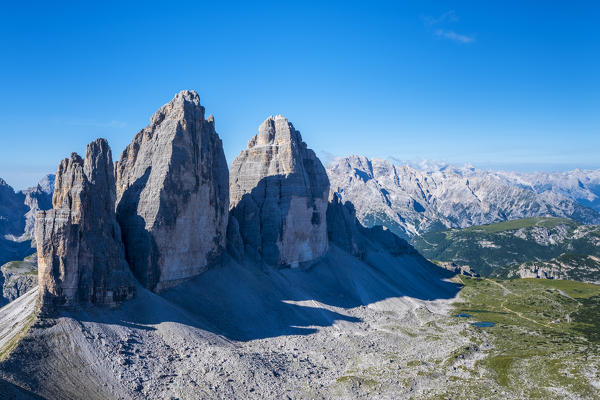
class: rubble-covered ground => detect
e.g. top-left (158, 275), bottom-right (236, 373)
top-left (0, 251), bottom-right (598, 399)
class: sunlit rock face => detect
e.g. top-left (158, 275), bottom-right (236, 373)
top-left (328, 155), bottom-right (600, 239)
top-left (115, 90), bottom-right (229, 291)
top-left (229, 115), bottom-right (329, 267)
top-left (35, 139), bottom-right (135, 310)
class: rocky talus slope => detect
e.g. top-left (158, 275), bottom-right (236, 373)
top-left (35, 139), bottom-right (135, 310)
top-left (229, 115), bottom-right (329, 267)
top-left (327, 156), bottom-right (600, 238)
top-left (115, 90), bottom-right (229, 291)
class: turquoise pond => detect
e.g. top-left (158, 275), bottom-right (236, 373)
top-left (472, 321), bottom-right (496, 328)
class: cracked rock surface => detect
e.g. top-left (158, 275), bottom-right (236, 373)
top-left (35, 139), bottom-right (135, 310)
top-left (230, 115), bottom-right (329, 267)
top-left (115, 90), bottom-right (229, 291)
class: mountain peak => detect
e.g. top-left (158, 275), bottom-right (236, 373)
top-left (115, 90), bottom-right (229, 291)
top-left (36, 138), bottom-right (135, 310)
top-left (150, 90), bottom-right (203, 126)
top-left (230, 117), bottom-right (329, 267)
top-left (254, 114), bottom-right (302, 147)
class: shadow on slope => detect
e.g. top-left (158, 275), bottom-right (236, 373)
top-left (62, 193), bottom-right (460, 342)
top-left (0, 377), bottom-right (43, 400)
top-left (160, 247), bottom-right (459, 341)
top-left (66, 245), bottom-right (459, 342)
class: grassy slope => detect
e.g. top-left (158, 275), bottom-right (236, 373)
top-left (454, 217), bottom-right (576, 234)
top-left (441, 277), bottom-right (600, 399)
top-left (411, 217), bottom-right (600, 278)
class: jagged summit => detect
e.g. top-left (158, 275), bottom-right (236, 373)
top-left (252, 115), bottom-right (302, 146)
top-left (35, 138), bottom-right (135, 310)
top-left (149, 90), bottom-right (203, 126)
top-left (229, 116), bottom-right (329, 267)
top-left (115, 91), bottom-right (229, 292)
top-left (0, 90), bottom-right (501, 400)
top-left (36, 174), bottom-right (55, 194)
top-left (328, 155), bottom-right (600, 238)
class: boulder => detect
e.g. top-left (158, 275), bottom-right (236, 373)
top-left (229, 115), bottom-right (329, 267)
top-left (115, 90), bottom-right (229, 291)
top-left (35, 139), bottom-right (135, 310)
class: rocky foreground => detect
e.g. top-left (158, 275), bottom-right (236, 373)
top-left (0, 250), bottom-right (466, 399)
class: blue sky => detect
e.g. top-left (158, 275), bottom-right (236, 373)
top-left (1, 1), bottom-right (598, 189)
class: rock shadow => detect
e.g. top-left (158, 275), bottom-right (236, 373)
top-left (230, 168), bottom-right (329, 266)
top-left (116, 167), bottom-right (161, 290)
top-left (73, 195), bottom-right (459, 342)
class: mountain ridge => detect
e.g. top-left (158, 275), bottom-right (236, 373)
top-left (327, 155), bottom-right (600, 238)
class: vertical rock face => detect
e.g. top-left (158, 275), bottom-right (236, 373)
top-left (35, 139), bottom-right (135, 310)
top-left (230, 115), bottom-right (329, 267)
top-left (115, 90), bottom-right (229, 291)
top-left (326, 194), bottom-right (364, 257)
top-left (326, 192), bottom-right (415, 257)
top-left (21, 175), bottom-right (55, 239)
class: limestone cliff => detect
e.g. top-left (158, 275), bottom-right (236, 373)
top-left (229, 115), bottom-right (329, 267)
top-left (115, 90), bottom-right (229, 291)
top-left (35, 139), bottom-right (135, 310)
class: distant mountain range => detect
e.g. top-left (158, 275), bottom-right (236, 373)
top-left (411, 217), bottom-right (600, 283)
top-left (0, 175), bottom-right (54, 266)
top-left (327, 155), bottom-right (600, 238)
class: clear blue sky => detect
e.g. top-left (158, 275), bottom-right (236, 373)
top-left (1, 1), bottom-right (598, 189)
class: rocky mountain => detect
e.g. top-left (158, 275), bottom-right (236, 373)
top-left (0, 175), bottom-right (54, 267)
top-left (411, 217), bottom-right (600, 281)
top-left (115, 90), bottom-right (229, 291)
top-left (0, 254), bottom-right (37, 306)
top-left (229, 115), bottom-right (329, 267)
top-left (21, 175), bottom-right (55, 239)
top-left (0, 90), bottom-right (477, 400)
top-left (0, 178), bottom-right (30, 266)
top-left (327, 156), bottom-right (600, 238)
top-left (0, 176), bottom-right (53, 306)
top-left (35, 139), bottom-right (136, 310)
top-left (497, 168), bottom-right (600, 212)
